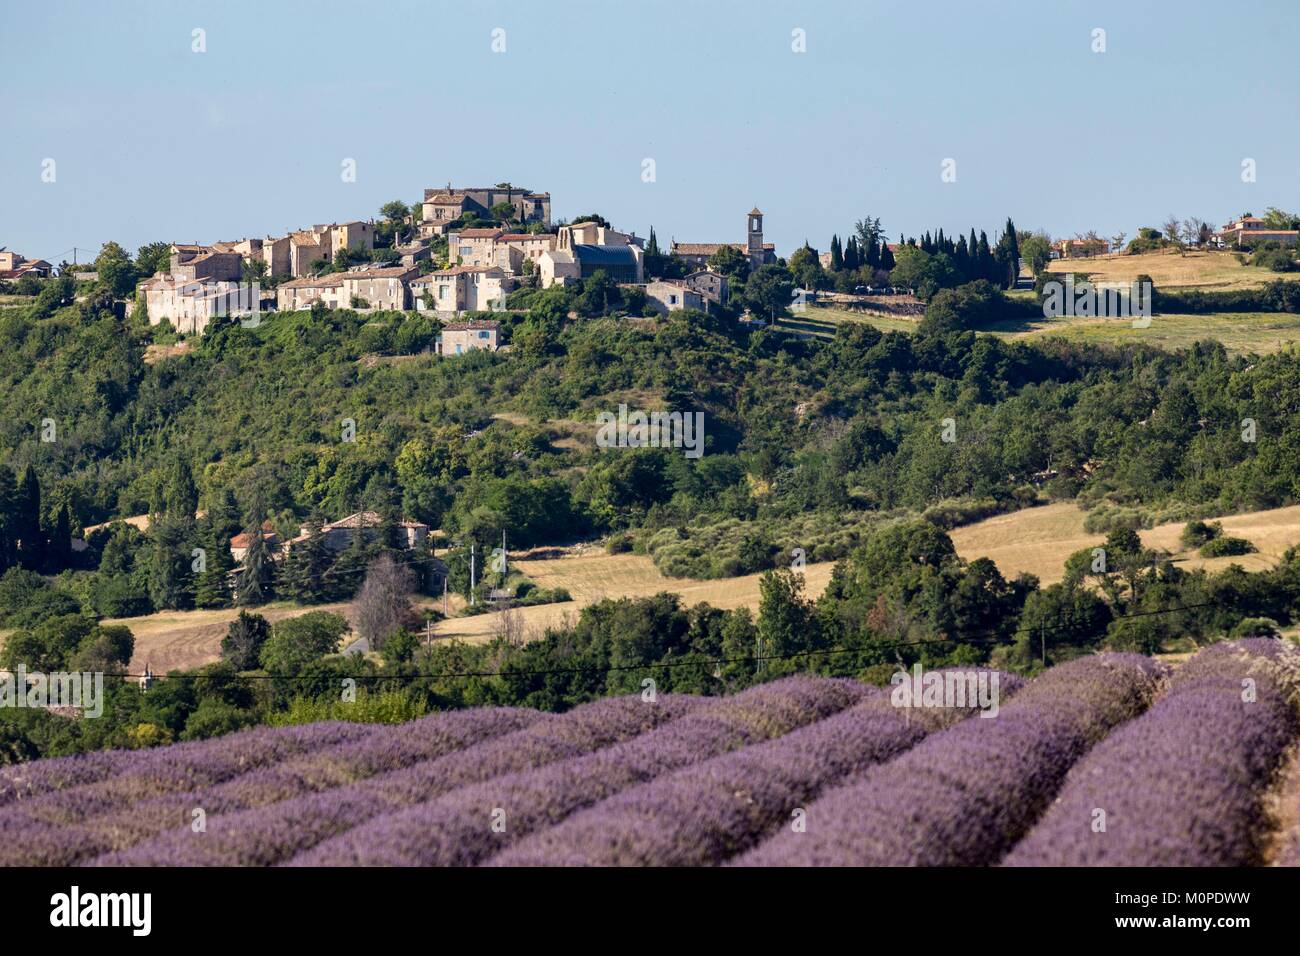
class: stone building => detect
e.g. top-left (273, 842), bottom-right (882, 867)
top-left (670, 207), bottom-right (777, 269)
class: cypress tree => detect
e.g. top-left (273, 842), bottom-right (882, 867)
top-left (0, 465), bottom-right (16, 574)
top-left (880, 241), bottom-right (895, 271)
top-left (15, 465), bottom-right (43, 570)
top-left (844, 237), bottom-right (860, 271)
top-left (148, 512), bottom-right (193, 610)
top-left (977, 231), bottom-right (996, 282)
top-left (829, 235), bottom-right (843, 272)
top-left (236, 506), bottom-right (274, 606)
top-left (193, 518), bottom-right (235, 609)
top-left (282, 517), bottom-right (330, 605)
top-left (48, 501), bottom-right (73, 573)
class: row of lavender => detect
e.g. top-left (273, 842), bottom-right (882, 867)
top-left (3, 642), bottom-right (1300, 866)
top-left (1006, 638), bottom-right (1300, 866)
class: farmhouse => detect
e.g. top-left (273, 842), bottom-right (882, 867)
top-left (230, 521), bottom-right (279, 562)
top-left (439, 320), bottom-right (500, 355)
top-left (1052, 238), bottom-right (1109, 259)
top-left (641, 280), bottom-right (708, 315)
top-left (297, 511), bottom-right (430, 552)
top-left (684, 269), bottom-right (729, 305)
top-left (671, 207), bottom-right (777, 270)
top-left (0, 250), bottom-right (53, 280)
top-left (1214, 216), bottom-right (1300, 249)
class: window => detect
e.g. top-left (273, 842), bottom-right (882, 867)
top-left (460, 245), bottom-right (472, 256)
top-left (478, 330), bottom-right (489, 339)
top-left (455, 344), bottom-right (463, 355)
top-left (669, 294), bottom-right (678, 305)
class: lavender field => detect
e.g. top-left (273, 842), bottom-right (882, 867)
top-left (4, 642), bottom-right (1300, 867)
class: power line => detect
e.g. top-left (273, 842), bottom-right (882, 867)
top-left (113, 598), bottom-right (1224, 682)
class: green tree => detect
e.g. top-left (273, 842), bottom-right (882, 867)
top-left (259, 611), bottom-right (349, 673)
top-left (744, 264), bottom-right (795, 320)
top-left (220, 610), bottom-right (270, 670)
top-left (235, 507), bottom-right (274, 606)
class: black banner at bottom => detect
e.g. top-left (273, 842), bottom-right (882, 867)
top-left (0, 865), bottom-right (1290, 942)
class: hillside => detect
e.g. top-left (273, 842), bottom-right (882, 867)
top-left (1045, 247), bottom-right (1299, 292)
top-left (3, 640), bottom-right (1298, 867)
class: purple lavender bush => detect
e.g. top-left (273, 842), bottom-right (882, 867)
top-left (89, 692), bottom-right (700, 866)
top-left (1, 705), bottom-right (543, 866)
top-left (286, 676), bottom-right (868, 867)
top-left (0, 719), bottom-right (376, 809)
top-left (491, 670), bottom-right (1023, 866)
top-left (1005, 639), bottom-right (1300, 866)
top-left (735, 654), bottom-right (1163, 866)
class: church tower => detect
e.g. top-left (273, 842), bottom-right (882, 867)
top-left (746, 207), bottom-right (764, 265)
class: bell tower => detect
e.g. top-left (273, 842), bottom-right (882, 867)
top-left (746, 207), bottom-right (764, 265)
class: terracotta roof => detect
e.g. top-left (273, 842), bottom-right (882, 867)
top-left (498, 233), bottom-right (554, 243)
top-left (417, 265), bottom-right (505, 279)
top-left (749, 207), bottom-right (763, 216)
top-left (670, 241), bottom-right (773, 256)
top-left (427, 194), bottom-right (467, 204)
top-left (455, 228), bottom-right (505, 239)
top-left (278, 274), bottom-right (345, 289)
top-left (338, 265), bottom-right (417, 280)
top-left (321, 511), bottom-right (428, 531)
top-left (442, 320), bottom-right (501, 331)
top-left (230, 521), bottom-right (278, 548)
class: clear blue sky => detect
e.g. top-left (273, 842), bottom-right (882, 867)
top-left (2, 0), bottom-right (1297, 263)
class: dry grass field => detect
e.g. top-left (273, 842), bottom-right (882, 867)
top-left (103, 546), bottom-right (837, 672)
top-left (430, 547), bottom-right (837, 643)
top-left (1045, 248), bottom-right (1298, 292)
top-left (990, 311), bottom-right (1300, 355)
top-left (24, 500), bottom-right (1300, 673)
top-left (950, 501), bottom-right (1300, 585)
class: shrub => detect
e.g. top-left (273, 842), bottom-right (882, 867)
top-left (1199, 536), bottom-right (1256, 558)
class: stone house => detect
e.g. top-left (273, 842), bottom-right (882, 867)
top-left (495, 233), bottom-right (556, 273)
top-left (421, 185), bottom-right (551, 230)
top-left (449, 228), bottom-right (504, 267)
top-left (410, 266), bottom-right (515, 314)
top-left (289, 228), bottom-right (332, 277)
top-left (137, 274), bottom-right (259, 335)
top-left (684, 269), bottom-right (729, 305)
top-left (169, 244), bottom-right (243, 281)
top-left (439, 320), bottom-right (500, 355)
top-left (260, 235), bottom-right (292, 277)
top-left (337, 264), bottom-right (418, 310)
top-left (642, 280), bottom-right (707, 315)
top-left (285, 511), bottom-right (429, 553)
top-left (276, 273), bottom-right (345, 311)
top-left (229, 521), bottom-right (279, 562)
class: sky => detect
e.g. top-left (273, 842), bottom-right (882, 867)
top-left (2, 0), bottom-right (1298, 264)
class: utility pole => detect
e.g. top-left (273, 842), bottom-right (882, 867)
top-left (442, 573), bottom-right (448, 617)
top-left (470, 541), bottom-right (476, 606)
top-left (501, 529), bottom-right (507, 579)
